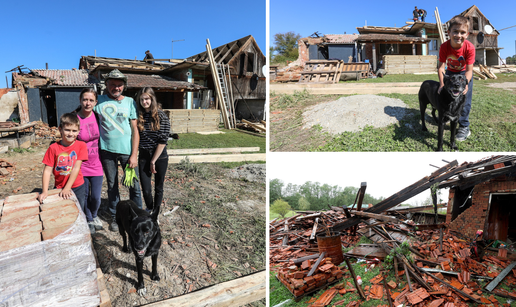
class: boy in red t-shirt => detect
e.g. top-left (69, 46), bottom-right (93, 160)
top-left (438, 15), bottom-right (475, 141)
top-left (38, 113), bottom-right (88, 211)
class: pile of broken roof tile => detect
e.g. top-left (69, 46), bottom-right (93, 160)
top-left (276, 256), bottom-right (345, 298)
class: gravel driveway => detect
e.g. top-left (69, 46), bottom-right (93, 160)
top-left (302, 95), bottom-right (408, 134)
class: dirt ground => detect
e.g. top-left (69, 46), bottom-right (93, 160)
top-left (0, 139), bottom-right (266, 307)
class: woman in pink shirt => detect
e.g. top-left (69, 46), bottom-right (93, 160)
top-left (76, 88), bottom-right (104, 234)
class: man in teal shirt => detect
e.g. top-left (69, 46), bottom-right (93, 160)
top-left (95, 69), bottom-right (142, 231)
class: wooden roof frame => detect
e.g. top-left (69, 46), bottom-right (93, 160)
top-left (186, 35), bottom-right (264, 66)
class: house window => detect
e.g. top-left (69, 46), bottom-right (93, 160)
top-left (472, 17), bottom-right (479, 31)
top-left (247, 53), bottom-right (255, 73)
top-left (380, 44), bottom-right (399, 54)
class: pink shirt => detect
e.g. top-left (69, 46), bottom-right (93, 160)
top-left (77, 113), bottom-right (103, 177)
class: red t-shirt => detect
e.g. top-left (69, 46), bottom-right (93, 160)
top-left (42, 140), bottom-right (88, 189)
top-left (439, 40), bottom-right (475, 73)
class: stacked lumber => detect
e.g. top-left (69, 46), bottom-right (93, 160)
top-left (276, 256), bottom-right (345, 298)
top-left (383, 55), bottom-right (437, 74)
top-left (299, 60), bottom-right (343, 84)
top-left (0, 190), bottom-right (100, 306)
top-left (164, 109), bottom-right (220, 133)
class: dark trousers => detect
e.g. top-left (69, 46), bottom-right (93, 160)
top-left (71, 182), bottom-right (86, 213)
top-left (138, 149), bottom-right (168, 211)
top-left (446, 70), bottom-right (473, 128)
top-left (83, 175), bottom-right (103, 222)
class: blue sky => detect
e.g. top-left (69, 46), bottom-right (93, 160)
top-left (271, 0), bottom-right (516, 59)
top-left (1, 0), bottom-right (266, 88)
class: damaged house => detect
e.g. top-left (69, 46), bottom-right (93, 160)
top-left (184, 35), bottom-right (266, 120)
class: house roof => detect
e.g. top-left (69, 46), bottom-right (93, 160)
top-left (323, 34), bottom-right (359, 44)
top-left (79, 56), bottom-right (173, 72)
top-left (456, 5), bottom-right (499, 35)
top-left (356, 34), bottom-right (430, 43)
top-left (13, 69), bottom-right (98, 87)
top-left (186, 35), bottom-right (263, 65)
top-left (122, 73), bottom-right (206, 91)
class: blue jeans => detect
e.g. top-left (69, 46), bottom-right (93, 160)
top-left (100, 150), bottom-right (142, 219)
top-left (83, 176), bottom-right (103, 222)
top-left (71, 183), bottom-right (86, 213)
top-left (446, 70), bottom-right (473, 128)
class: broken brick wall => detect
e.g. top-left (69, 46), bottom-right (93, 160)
top-left (0, 89), bottom-right (19, 122)
top-left (446, 177), bottom-right (516, 239)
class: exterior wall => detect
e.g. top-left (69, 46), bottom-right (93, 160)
top-left (447, 178), bottom-right (516, 239)
top-left (298, 40), bottom-right (310, 65)
top-left (235, 99), bottom-right (265, 121)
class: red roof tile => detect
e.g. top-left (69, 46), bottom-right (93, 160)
top-left (31, 69), bottom-right (97, 86)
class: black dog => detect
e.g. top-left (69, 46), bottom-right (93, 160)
top-left (116, 200), bottom-right (161, 295)
top-left (419, 73), bottom-right (468, 151)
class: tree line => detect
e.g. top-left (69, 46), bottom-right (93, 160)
top-left (269, 179), bottom-right (384, 212)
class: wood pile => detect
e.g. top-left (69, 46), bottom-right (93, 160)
top-left (299, 60), bottom-right (343, 84)
top-left (473, 64), bottom-right (498, 80)
top-left (238, 119), bottom-right (266, 134)
top-left (0, 159), bottom-right (15, 177)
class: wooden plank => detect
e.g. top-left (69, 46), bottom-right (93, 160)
top-left (144, 271), bottom-right (265, 307)
top-left (350, 210), bottom-right (400, 223)
top-left (485, 261), bottom-right (516, 291)
top-left (241, 119), bottom-right (266, 132)
top-left (167, 147), bottom-right (259, 155)
top-left (168, 153), bottom-right (265, 163)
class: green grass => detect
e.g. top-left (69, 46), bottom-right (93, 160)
top-left (270, 73), bottom-right (516, 152)
top-left (168, 129), bottom-right (265, 153)
top-left (344, 73), bottom-right (439, 83)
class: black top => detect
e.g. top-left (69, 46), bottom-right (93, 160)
top-left (139, 109), bottom-right (170, 151)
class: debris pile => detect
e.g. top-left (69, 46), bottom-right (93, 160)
top-left (270, 156), bottom-right (516, 306)
top-left (272, 66), bottom-right (303, 83)
top-left (34, 121), bottom-right (60, 139)
top-left (0, 159), bottom-right (15, 177)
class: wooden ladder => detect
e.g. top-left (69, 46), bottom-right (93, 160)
top-left (206, 39), bottom-right (231, 129)
top-left (434, 7), bottom-right (449, 43)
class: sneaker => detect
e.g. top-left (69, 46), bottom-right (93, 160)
top-left (88, 222), bottom-right (96, 235)
top-left (93, 216), bottom-right (103, 230)
top-left (456, 126), bottom-right (471, 141)
top-left (109, 221), bottom-right (119, 232)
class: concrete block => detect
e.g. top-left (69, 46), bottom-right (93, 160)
top-left (0, 222), bottom-right (42, 241)
top-left (40, 203), bottom-right (78, 221)
top-left (1, 206), bottom-right (40, 222)
top-left (0, 231), bottom-right (41, 252)
top-left (41, 212), bottom-right (78, 230)
top-left (40, 199), bottom-right (76, 212)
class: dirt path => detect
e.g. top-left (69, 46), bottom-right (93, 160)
top-left (0, 140), bottom-right (266, 307)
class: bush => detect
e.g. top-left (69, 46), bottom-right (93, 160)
top-left (270, 199), bottom-right (291, 218)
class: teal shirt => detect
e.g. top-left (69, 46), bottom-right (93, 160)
top-left (94, 95), bottom-right (138, 155)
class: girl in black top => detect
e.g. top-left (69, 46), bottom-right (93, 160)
top-left (135, 87), bottom-right (170, 212)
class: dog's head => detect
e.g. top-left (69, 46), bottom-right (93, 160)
top-left (443, 73), bottom-right (468, 99)
top-left (128, 205), bottom-right (160, 258)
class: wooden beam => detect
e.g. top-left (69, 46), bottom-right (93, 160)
top-left (168, 153), bottom-right (265, 164)
top-left (167, 147), bottom-right (259, 155)
top-left (242, 119), bottom-right (266, 132)
top-left (144, 271), bottom-right (266, 307)
top-left (349, 210), bottom-right (400, 223)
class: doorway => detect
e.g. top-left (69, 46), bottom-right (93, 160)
top-left (484, 193), bottom-right (516, 242)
